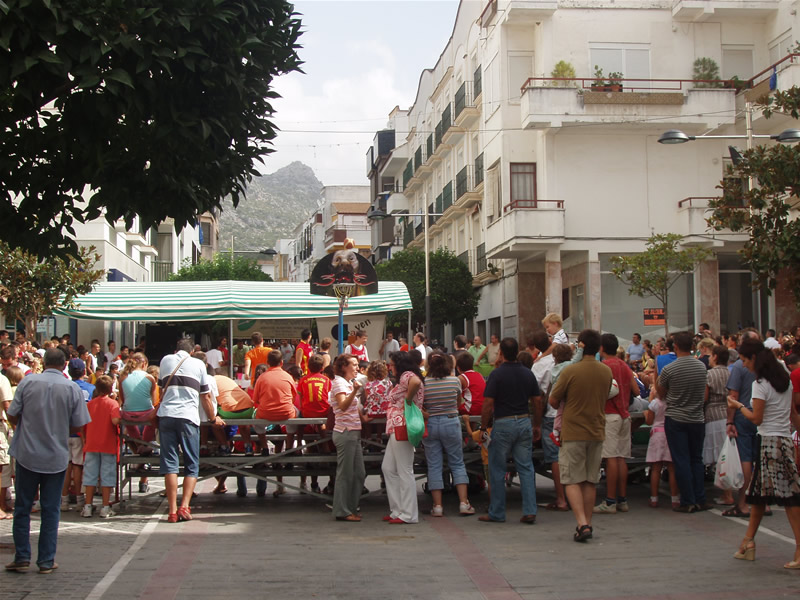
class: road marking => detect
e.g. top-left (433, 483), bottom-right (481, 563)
top-left (709, 508), bottom-right (796, 545)
top-left (427, 516), bottom-right (524, 600)
top-left (84, 498), bottom-right (167, 600)
top-left (58, 523), bottom-right (138, 536)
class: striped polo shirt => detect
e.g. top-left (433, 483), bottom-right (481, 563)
top-left (157, 350), bottom-right (210, 426)
top-left (658, 355), bottom-right (708, 423)
top-left (423, 376), bottom-right (461, 417)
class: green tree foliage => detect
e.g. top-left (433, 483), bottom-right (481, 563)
top-left (170, 253), bottom-right (273, 282)
top-left (707, 86), bottom-right (800, 309)
top-left (0, 0), bottom-right (303, 259)
top-left (375, 248), bottom-right (480, 332)
top-left (0, 241), bottom-right (104, 336)
top-left (611, 234), bottom-right (711, 336)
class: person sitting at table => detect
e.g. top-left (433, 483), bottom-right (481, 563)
top-left (298, 354), bottom-right (333, 494)
top-left (119, 352), bottom-right (157, 494)
top-left (253, 350), bottom-right (299, 497)
top-left (238, 364), bottom-right (269, 498)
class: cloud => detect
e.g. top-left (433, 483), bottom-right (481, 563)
top-left (266, 39), bottom-right (412, 187)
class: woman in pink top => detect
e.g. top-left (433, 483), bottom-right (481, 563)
top-left (381, 351), bottom-right (424, 524)
top-left (329, 354), bottom-right (365, 522)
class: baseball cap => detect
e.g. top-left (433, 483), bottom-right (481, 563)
top-left (68, 358), bottom-right (86, 371)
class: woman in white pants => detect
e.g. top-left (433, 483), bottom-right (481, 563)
top-left (381, 351), bottom-right (424, 524)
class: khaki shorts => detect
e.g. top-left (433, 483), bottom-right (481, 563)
top-left (559, 440), bottom-right (603, 485)
top-left (1, 457), bottom-right (12, 488)
top-left (602, 414), bottom-right (631, 458)
top-left (68, 437), bottom-right (85, 466)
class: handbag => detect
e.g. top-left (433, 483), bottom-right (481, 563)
top-left (714, 436), bottom-right (744, 490)
top-left (405, 400), bottom-right (425, 446)
top-left (394, 424), bottom-right (409, 441)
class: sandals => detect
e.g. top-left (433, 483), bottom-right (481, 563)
top-left (176, 506), bottom-right (192, 522)
top-left (733, 537), bottom-right (756, 561)
top-left (335, 514), bottom-right (361, 522)
top-left (212, 486), bottom-right (228, 495)
top-left (784, 545), bottom-right (800, 570)
top-left (544, 501), bottom-right (569, 511)
top-left (721, 507), bottom-right (750, 518)
top-left (574, 524), bottom-right (593, 542)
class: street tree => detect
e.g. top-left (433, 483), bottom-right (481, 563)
top-left (610, 234), bottom-right (711, 336)
top-left (0, 0), bottom-right (303, 259)
top-left (0, 241), bottom-right (104, 337)
top-left (707, 85), bottom-right (800, 309)
top-left (375, 247), bottom-right (480, 337)
top-left (170, 253), bottom-right (273, 282)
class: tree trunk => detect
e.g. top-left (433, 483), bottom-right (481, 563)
top-left (663, 297), bottom-right (670, 338)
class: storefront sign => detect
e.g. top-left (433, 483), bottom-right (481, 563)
top-left (643, 308), bottom-right (665, 326)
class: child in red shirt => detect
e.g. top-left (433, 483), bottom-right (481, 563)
top-left (81, 376), bottom-right (121, 518)
top-left (297, 355), bottom-right (332, 493)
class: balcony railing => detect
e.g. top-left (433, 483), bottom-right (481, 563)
top-left (454, 81), bottom-right (475, 119)
top-left (414, 146), bottom-right (423, 172)
top-left (474, 65), bottom-right (482, 98)
top-left (435, 120), bottom-right (443, 148)
top-left (456, 166), bottom-right (473, 199)
top-left (441, 102), bottom-right (452, 133)
top-left (442, 181), bottom-right (453, 211)
top-left (457, 250), bottom-right (471, 271)
top-left (475, 153), bottom-right (484, 187)
top-left (403, 160), bottom-right (413, 188)
top-left (678, 196), bottom-right (717, 208)
top-left (152, 260), bottom-right (172, 282)
top-left (476, 243), bottom-right (487, 274)
top-left (504, 199), bottom-right (565, 212)
top-left (404, 222), bottom-right (414, 247)
top-left (432, 198), bottom-right (441, 225)
top-left (520, 75), bottom-right (742, 94)
top-left (426, 134), bottom-right (434, 161)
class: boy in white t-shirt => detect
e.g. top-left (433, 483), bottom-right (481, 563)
top-left (344, 330), bottom-right (369, 363)
top-left (542, 313), bottom-right (568, 345)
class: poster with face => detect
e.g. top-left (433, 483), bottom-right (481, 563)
top-left (309, 238), bottom-right (378, 298)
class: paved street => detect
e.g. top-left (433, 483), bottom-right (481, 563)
top-left (2, 473), bottom-right (800, 600)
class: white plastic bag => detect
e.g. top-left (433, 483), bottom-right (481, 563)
top-left (714, 436), bottom-right (744, 490)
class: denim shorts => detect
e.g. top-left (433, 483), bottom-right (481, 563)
top-left (159, 417), bottom-right (200, 477)
top-left (541, 416), bottom-right (559, 464)
top-left (83, 452), bottom-right (117, 488)
top-left (734, 411), bottom-right (757, 464)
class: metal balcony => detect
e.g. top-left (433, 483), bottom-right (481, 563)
top-left (485, 200), bottom-right (565, 259)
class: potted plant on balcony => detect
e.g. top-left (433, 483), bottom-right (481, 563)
top-left (550, 60), bottom-right (577, 87)
top-left (590, 65), bottom-right (606, 91)
top-left (692, 57), bottom-right (722, 88)
top-left (723, 75), bottom-right (751, 92)
top-left (607, 71), bottom-right (624, 92)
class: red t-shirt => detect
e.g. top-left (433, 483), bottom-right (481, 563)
top-left (84, 394), bottom-right (121, 455)
top-left (791, 367), bottom-right (800, 409)
top-left (602, 356), bottom-right (632, 418)
top-left (345, 343), bottom-right (369, 363)
top-left (298, 373), bottom-right (332, 418)
top-left (460, 370), bottom-right (486, 416)
top-left (297, 341), bottom-right (313, 375)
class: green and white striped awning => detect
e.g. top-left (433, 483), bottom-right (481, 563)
top-left (53, 280), bottom-right (411, 322)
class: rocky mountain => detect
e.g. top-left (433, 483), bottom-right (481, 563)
top-left (218, 161), bottom-right (323, 251)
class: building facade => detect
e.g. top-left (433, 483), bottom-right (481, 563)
top-left (367, 0), bottom-right (800, 344)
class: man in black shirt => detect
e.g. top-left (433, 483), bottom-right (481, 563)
top-left (479, 338), bottom-right (541, 523)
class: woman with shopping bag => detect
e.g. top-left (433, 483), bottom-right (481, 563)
top-left (726, 339), bottom-right (800, 569)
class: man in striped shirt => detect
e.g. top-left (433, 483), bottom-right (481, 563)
top-left (656, 331), bottom-right (711, 513)
top-left (158, 338), bottom-right (221, 522)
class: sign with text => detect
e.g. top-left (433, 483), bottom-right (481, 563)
top-left (643, 308), bottom-right (666, 326)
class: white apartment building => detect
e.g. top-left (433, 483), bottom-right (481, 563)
top-left (367, 0), bottom-right (800, 344)
top-left (285, 185), bottom-right (371, 282)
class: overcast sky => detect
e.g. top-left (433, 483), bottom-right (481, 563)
top-left (267, 0), bottom-right (462, 186)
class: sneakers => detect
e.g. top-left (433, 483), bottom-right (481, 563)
top-left (31, 501), bottom-right (41, 513)
top-left (99, 505), bottom-right (113, 518)
top-left (60, 496), bottom-right (70, 511)
top-left (139, 482), bottom-right (149, 494)
top-left (459, 502), bottom-right (476, 516)
top-left (593, 502), bottom-right (617, 514)
top-left (430, 505), bottom-right (444, 517)
top-left (80, 504), bottom-right (94, 518)
top-left (616, 501), bottom-right (629, 513)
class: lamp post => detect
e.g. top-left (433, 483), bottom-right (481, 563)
top-left (367, 195), bottom-right (443, 341)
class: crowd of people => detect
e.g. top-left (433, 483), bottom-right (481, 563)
top-left (1, 316), bottom-right (800, 572)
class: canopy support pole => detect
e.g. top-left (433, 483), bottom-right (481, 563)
top-left (338, 304), bottom-right (344, 355)
top-left (228, 319), bottom-right (234, 378)
top-left (407, 310), bottom-right (412, 349)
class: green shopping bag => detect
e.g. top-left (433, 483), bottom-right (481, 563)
top-left (404, 400), bottom-right (425, 447)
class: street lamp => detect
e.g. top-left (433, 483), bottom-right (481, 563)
top-left (367, 195), bottom-right (443, 341)
top-left (657, 128), bottom-right (800, 144)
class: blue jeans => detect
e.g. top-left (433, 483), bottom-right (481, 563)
top-left (422, 414), bottom-right (468, 490)
top-left (236, 476), bottom-right (267, 496)
top-left (13, 463), bottom-right (66, 568)
top-left (734, 411), bottom-right (757, 464)
top-left (488, 416), bottom-right (537, 521)
top-left (159, 417), bottom-right (200, 477)
top-left (664, 417), bottom-right (706, 506)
